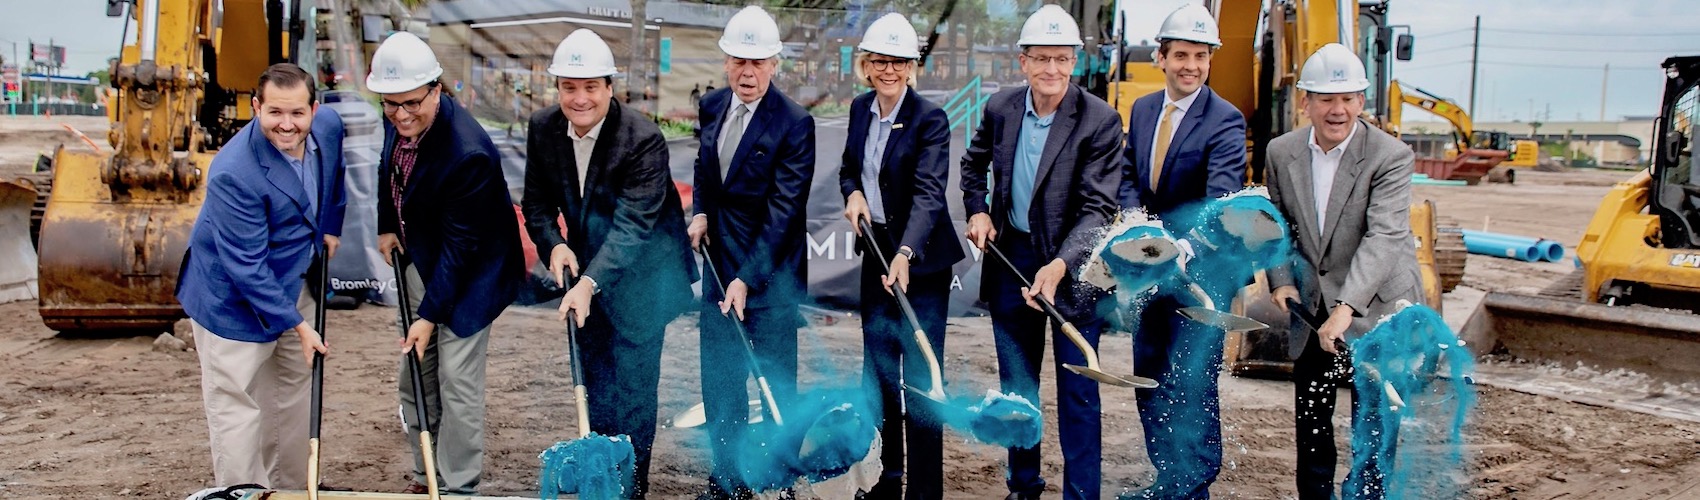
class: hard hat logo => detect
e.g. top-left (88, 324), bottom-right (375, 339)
top-left (385, 67), bottom-right (398, 78)
top-left (1194, 21), bottom-right (1206, 32)
top-left (570, 54), bottom-right (583, 65)
top-left (1332, 69), bottom-right (1345, 81)
top-left (1048, 22), bottom-right (1060, 33)
top-left (888, 33), bottom-right (900, 44)
top-left (743, 33), bottom-right (756, 44)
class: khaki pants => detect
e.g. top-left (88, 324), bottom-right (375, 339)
top-left (195, 286), bottom-right (315, 488)
top-left (397, 262), bottom-right (490, 494)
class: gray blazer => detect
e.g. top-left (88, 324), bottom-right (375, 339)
top-left (1266, 119), bottom-right (1422, 358)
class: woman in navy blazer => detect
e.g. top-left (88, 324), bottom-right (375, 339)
top-left (838, 13), bottom-right (966, 500)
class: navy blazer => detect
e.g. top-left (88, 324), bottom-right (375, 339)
top-left (691, 86), bottom-right (816, 308)
top-left (839, 89), bottom-right (966, 276)
top-left (522, 99), bottom-right (698, 339)
top-left (960, 84), bottom-right (1124, 315)
top-left (176, 109), bottom-right (348, 342)
top-left (1118, 86), bottom-right (1247, 214)
top-left (378, 93), bottom-right (522, 335)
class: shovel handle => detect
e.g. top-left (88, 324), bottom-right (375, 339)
top-left (696, 245), bottom-right (786, 427)
top-left (983, 243), bottom-right (1105, 369)
top-left (564, 306), bottom-right (593, 438)
top-left (307, 242), bottom-right (329, 494)
top-left (391, 249), bottom-right (440, 498)
top-left (857, 219), bottom-right (947, 395)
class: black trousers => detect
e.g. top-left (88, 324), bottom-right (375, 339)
top-left (858, 223), bottom-right (949, 500)
top-left (1293, 327), bottom-right (1390, 500)
top-left (575, 310), bottom-right (666, 497)
top-left (699, 298), bottom-right (801, 489)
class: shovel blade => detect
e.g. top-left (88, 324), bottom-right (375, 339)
top-left (903, 384), bottom-right (950, 405)
top-left (663, 400), bottom-right (764, 429)
top-left (1177, 307), bottom-right (1269, 333)
top-left (1063, 364), bottom-right (1159, 388)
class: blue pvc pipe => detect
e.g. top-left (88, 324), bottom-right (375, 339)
top-left (1462, 233), bottom-right (1542, 262)
top-left (1461, 230), bottom-right (1566, 262)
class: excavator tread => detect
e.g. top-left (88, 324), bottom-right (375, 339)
top-left (1435, 217), bottom-right (1468, 293)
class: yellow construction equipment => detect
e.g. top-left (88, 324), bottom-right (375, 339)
top-left (35, 0), bottom-right (302, 332)
top-left (1386, 80), bottom-right (1511, 184)
top-left (1463, 55), bottom-right (1700, 383)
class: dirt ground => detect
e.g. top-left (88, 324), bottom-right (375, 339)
top-left (2, 114), bottom-right (1699, 499)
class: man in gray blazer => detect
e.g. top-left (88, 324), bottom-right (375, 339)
top-left (1265, 43), bottom-right (1421, 500)
top-left (960, 6), bottom-right (1124, 500)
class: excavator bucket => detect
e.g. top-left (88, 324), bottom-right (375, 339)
top-left (1461, 292), bottom-right (1700, 384)
top-left (36, 147), bottom-right (207, 332)
top-left (0, 178), bottom-right (40, 304)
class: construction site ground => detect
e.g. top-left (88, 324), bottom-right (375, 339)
top-left (2, 115), bottom-right (1697, 499)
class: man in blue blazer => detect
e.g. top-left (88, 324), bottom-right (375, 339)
top-left (961, 6), bottom-right (1125, 500)
top-left (176, 63), bottom-right (346, 489)
top-left (686, 6), bottom-right (816, 498)
top-left (369, 32), bottom-right (523, 495)
top-left (1118, 6), bottom-right (1247, 499)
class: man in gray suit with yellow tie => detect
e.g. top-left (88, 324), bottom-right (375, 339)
top-left (1265, 43), bottom-right (1422, 500)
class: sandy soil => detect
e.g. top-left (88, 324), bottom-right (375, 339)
top-left (0, 115), bottom-right (109, 178)
top-left (2, 114), bottom-right (1697, 499)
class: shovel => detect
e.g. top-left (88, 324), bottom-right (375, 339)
top-left (538, 305), bottom-right (636, 499)
top-left (307, 245), bottom-right (329, 500)
top-left (1285, 298), bottom-right (1407, 409)
top-left (390, 250), bottom-right (442, 500)
top-left (1175, 280), bottom-right (1269, 333)
top-left (695, 245), bottom-right (786, 427)
top-left (983, 243), bottom-right (1156, 388)
top-left (855, 218), bottom-right (948, 404)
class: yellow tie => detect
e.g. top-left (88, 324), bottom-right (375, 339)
top-left (1150, 103), bottom-right (1178, 191)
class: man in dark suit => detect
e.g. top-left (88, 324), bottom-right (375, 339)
top-left (960, 6), bottom-right (1124, 500)
top-left (687, 6), bottom-right (817, 498)
top-left (1116, 6), bottom-right (1247, 498)
top-left (368, 32), bottom-right (523, 495)
top-left (1268, 43), bottom-right (1422, 500)
top-left (521, 29), bottom-right (696, 498)
top-left (176, 63), bottom-right (345, 489)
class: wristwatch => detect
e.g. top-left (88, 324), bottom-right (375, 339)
top-left (896, 246), bottom-right (916, 261)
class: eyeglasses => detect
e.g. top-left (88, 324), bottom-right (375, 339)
top-left (865, 58), bottom-right (912, 72)
top-left (1022, 54), bottom-right (1076, 67)
top-left (382, 86), bottom-right (438, 115)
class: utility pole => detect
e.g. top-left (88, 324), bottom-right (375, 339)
top-left (1468, 15), bottom-right (1481, 116)
top-left (1600, 63), bottom-right (1609, 121)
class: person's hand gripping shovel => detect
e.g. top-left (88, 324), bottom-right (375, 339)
top-left (982, 243), bottom-right (1157, 388)
top-left (1284, 298), bottom-right (1407, 409)
top-left (538, 299), bottom-right (636, 499)
top-left (390, 249), bottom-right (441, 500)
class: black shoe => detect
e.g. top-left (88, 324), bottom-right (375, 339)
top-left (857, 476), bottom-right (903, 500)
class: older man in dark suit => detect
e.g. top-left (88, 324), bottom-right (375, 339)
top-left (686, 6), bottom-right (817, 498)
top-left (961, 5), bottom-right (1125, 500)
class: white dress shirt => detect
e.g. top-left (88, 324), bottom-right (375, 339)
top-left (1308, 121), bottom-right (1360, 231)
top-left (1149, 88), bottom-right (1202, 167)
top-left (566, 117), bottom-right (606, 197)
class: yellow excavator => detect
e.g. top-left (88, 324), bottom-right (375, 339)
top-left (35, 0), bottom-right (307, 332)
top-left (1462, 55), bottom-right (1700, 383)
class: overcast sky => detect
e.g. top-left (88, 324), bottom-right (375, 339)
top-left (5, 0), bottom-right (1697, 122)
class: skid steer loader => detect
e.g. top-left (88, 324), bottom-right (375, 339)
top-left (1461, 56), bottom-right (1700, 384)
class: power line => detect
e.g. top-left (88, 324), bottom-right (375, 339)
top-left (1397, 59), bottom-right (1665, 71)
top-left (1483, 27), bottom-right (1700, 37)
top-left (1479, 43), bottom-right (1697, 54)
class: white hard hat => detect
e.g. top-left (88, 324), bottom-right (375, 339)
top-left (859, 13), bottom-right (921, 59)
top-left (1156, 4), bottom-right (1221, 47)
top-left (1296, 43), bottom-right (1369, 94)
top-left (720, 6), bottom-right (784, 60)
top-left (366, 32), bottom-right (443, 94)
top-left (1017, 4), bottom-right (1083, 47)
top-left (548, 29), bottom-right (618, 79)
